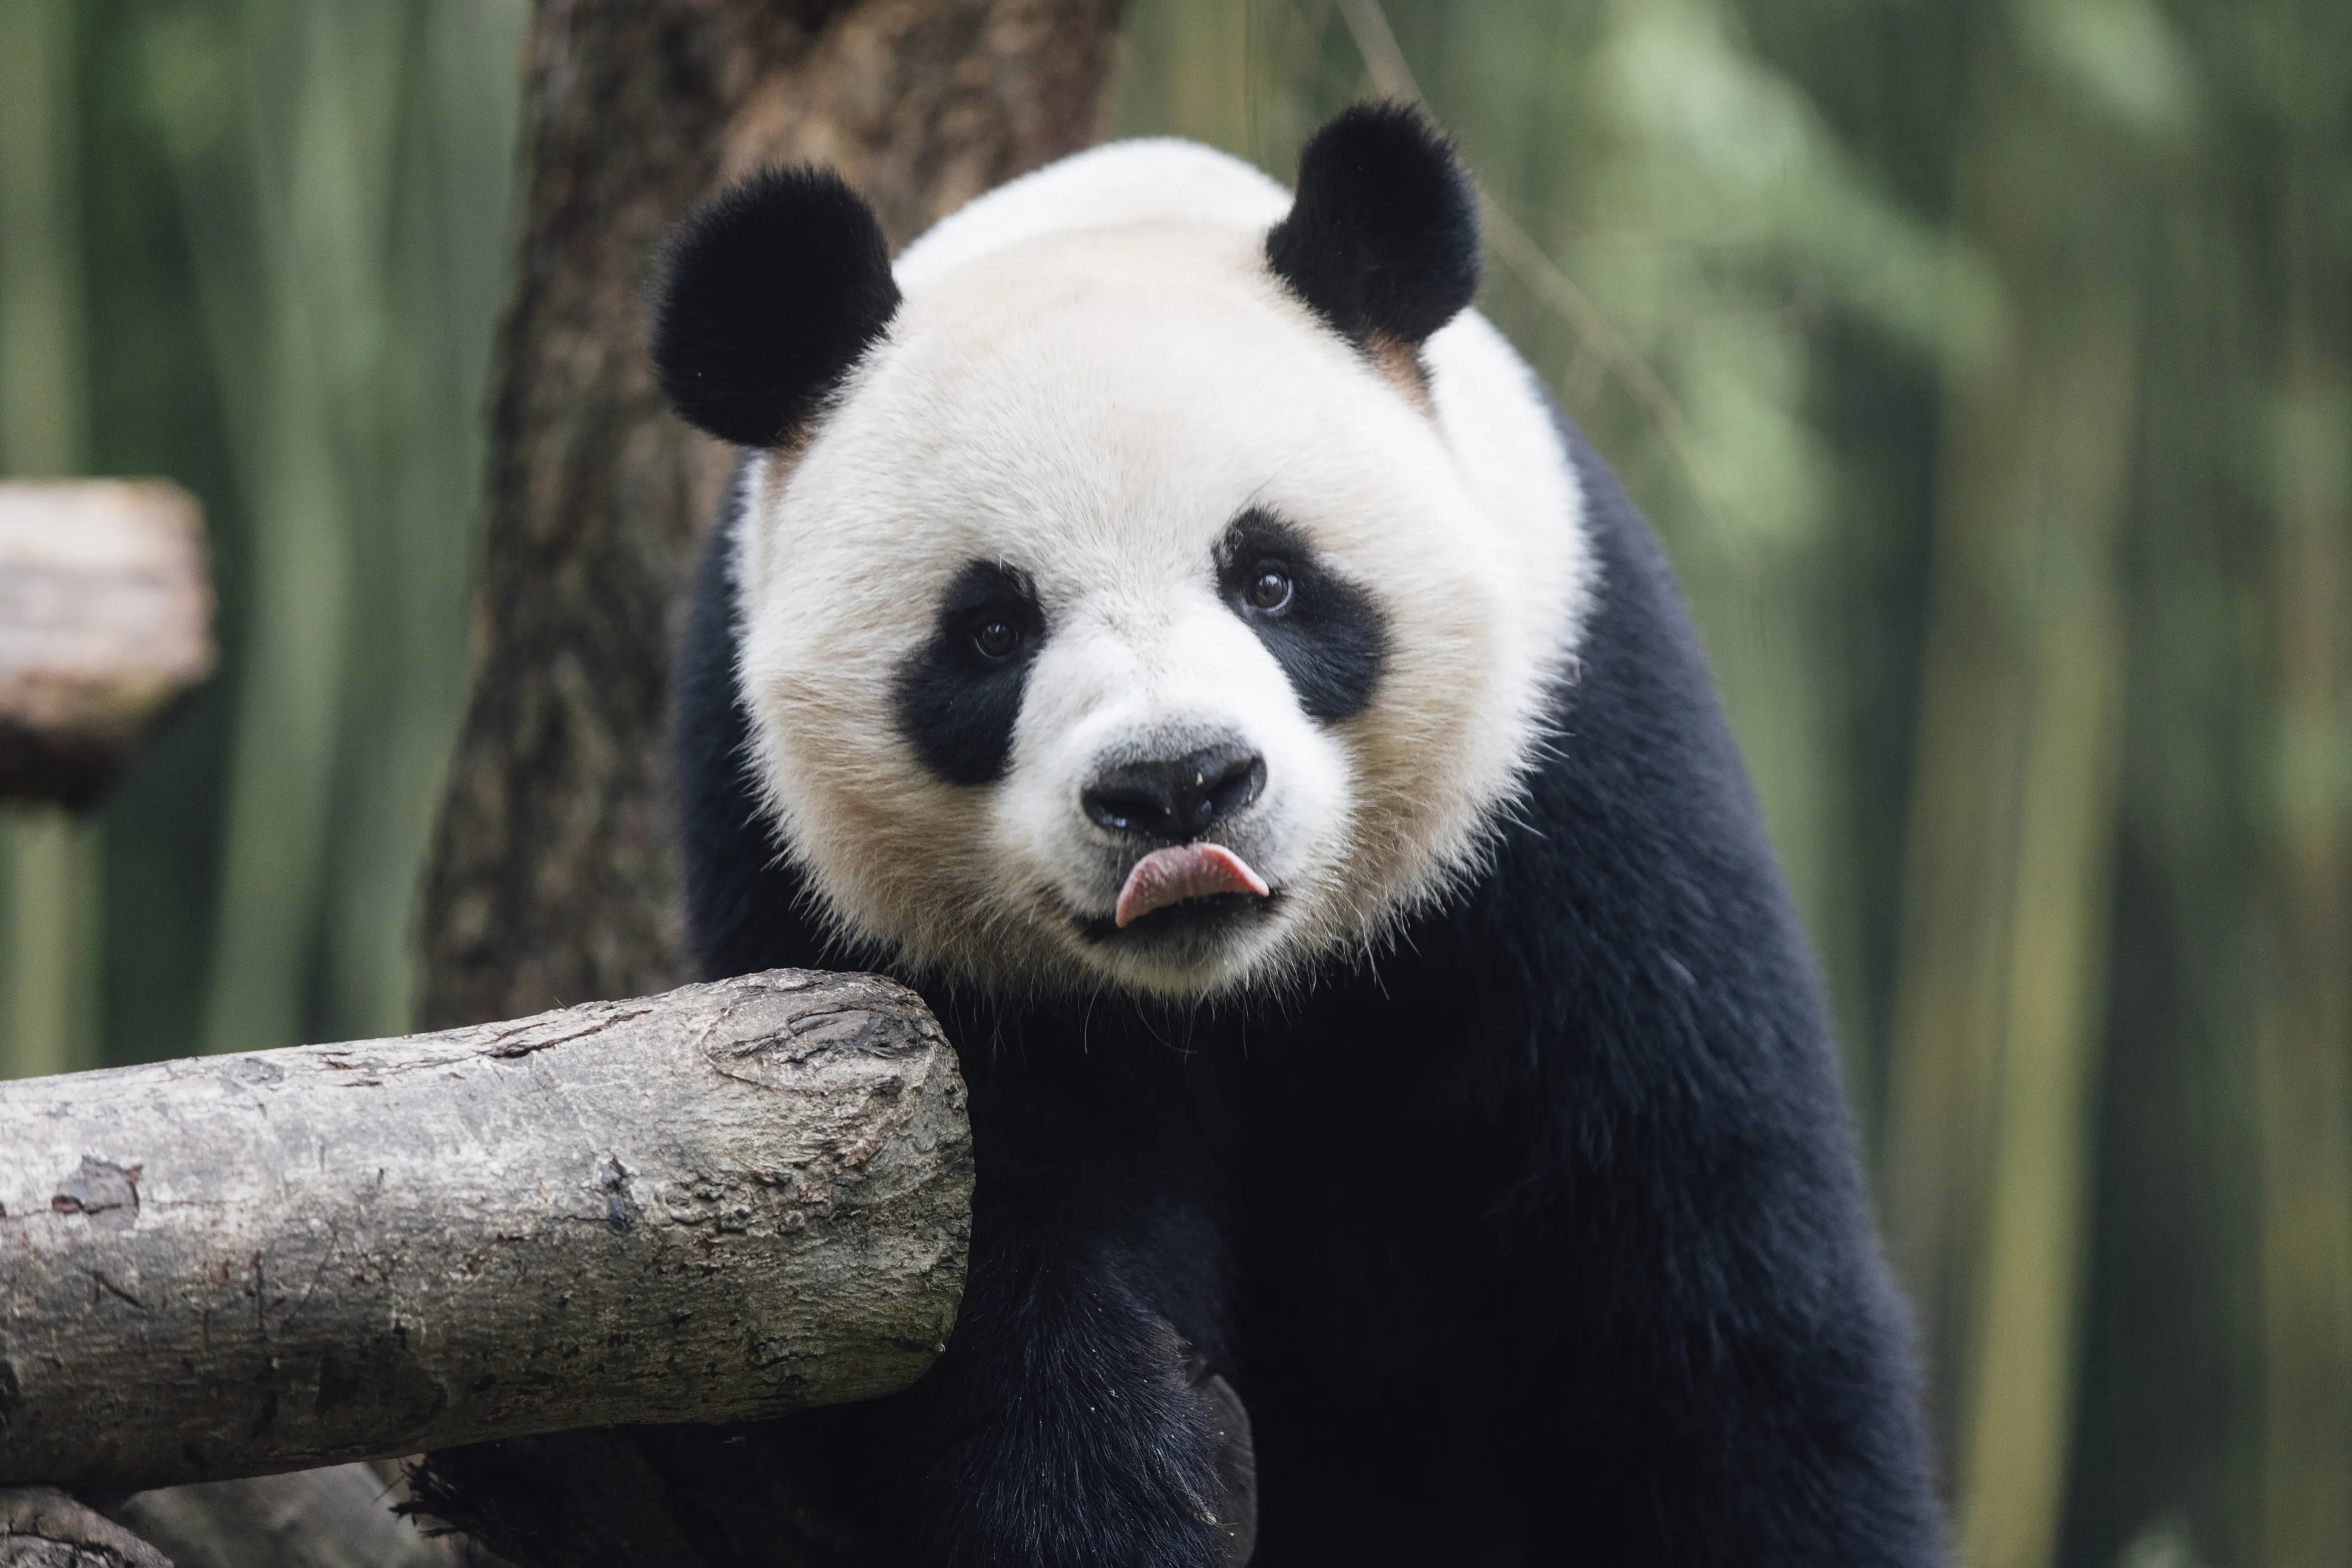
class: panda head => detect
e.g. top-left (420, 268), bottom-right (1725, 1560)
top-left (655, 106), bottom-right (1576, 1001)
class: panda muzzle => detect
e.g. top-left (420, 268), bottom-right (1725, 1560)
top-left (1113, 844), bottom-right (1272, 928)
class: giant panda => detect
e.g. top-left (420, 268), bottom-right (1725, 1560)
top-left (655, 105), bottom-right (1945, 1568)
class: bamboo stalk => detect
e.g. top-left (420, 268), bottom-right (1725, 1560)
top-left (1950, 299), bottom-right (2135, 1567)
top-left (1879, 55), bottom-right (2142, 1568)
top-left (0, 0), bottom-right (86, 474)
top-left (148, 0), bottom-right (413, 1058)
top-left (2253, 148), bottom-right (2352, 1566)
top-left (0, 0), bottom-right (102, 1085)
top-left (315, 0), bottom-right (526, 1044)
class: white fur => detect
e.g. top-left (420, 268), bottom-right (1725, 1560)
top-left (731, 141), bottom-right (1594, 998)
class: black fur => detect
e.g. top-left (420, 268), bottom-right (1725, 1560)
top-left (1216, 509), bottom-right (1387, 723)
top-left (652, 168), bottom-right (901, 448)
top-left (671, 510), bottom-right (799, 981)
top-left (1265, 103), bottom-right (1481, 350)
top-left (894, 560), bottom-right (1048, 786)
top-left (666, 406), bottom-right (1945, 1564)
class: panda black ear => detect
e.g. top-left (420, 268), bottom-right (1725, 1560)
top-left (1265, 103), bottom-right (1481, 350)
top-left (653, 168), bottom-right (901, 448)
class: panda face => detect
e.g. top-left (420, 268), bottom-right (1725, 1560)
top-left (728, 216), bottom-right (1585, 1001)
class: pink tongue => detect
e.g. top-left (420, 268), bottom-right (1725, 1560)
top-left (1114, 844), bottom-right (1271, 928)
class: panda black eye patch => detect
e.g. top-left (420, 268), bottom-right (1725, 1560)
top-left (1218, 509), bottom-right (1388, 721)
top-left (894, 560), bottom-right (1045, 786)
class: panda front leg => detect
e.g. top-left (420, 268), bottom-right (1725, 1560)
top-left (871, 1065), bottom-right (1242, 1568)
top-left (884, 1226), bottom-right (1237, 1568)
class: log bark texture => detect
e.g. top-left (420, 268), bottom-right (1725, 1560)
top-left (0, 483), bottom-right (212, 808)
top-left (0, 970), bottom-right (969, 1495)
top-left (0, 1489), bottom-right (171, 1568)
top-left (416, 0), bottom-right (1121, 1031)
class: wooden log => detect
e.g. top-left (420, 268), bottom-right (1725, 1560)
top-left (0, 970), bottom-right (970, 1495)
top-left (0, 483), bottom-right (213, 808)
top-left (0, 1487), bottom-right (171, 1568)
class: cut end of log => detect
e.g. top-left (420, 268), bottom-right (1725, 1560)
top-left (0, 482), bottom-right (215, 809)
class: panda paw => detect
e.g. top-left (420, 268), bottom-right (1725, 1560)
top-left (894, 1330), bottom-right (1242, 1568)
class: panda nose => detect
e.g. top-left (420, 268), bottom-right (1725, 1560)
top-left (1083, 745), bottom-right (1267, 842)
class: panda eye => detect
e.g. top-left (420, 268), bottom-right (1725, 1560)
top-left (971, 617), bottom-right (1021, 661)
top-left (1246, 564), bottom-right (1294, 614)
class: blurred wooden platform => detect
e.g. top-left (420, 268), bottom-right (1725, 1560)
top-left (0, 482), bottom-right (212, 807)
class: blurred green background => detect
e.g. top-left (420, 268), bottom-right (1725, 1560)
top-left (2, 1), bottom-right (2347, 1564)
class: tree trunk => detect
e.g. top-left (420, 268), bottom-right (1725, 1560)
top-left (0, 970), bottom-right (968, 1495)
top-left (416, 0), bottom-right (1122, 1032)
